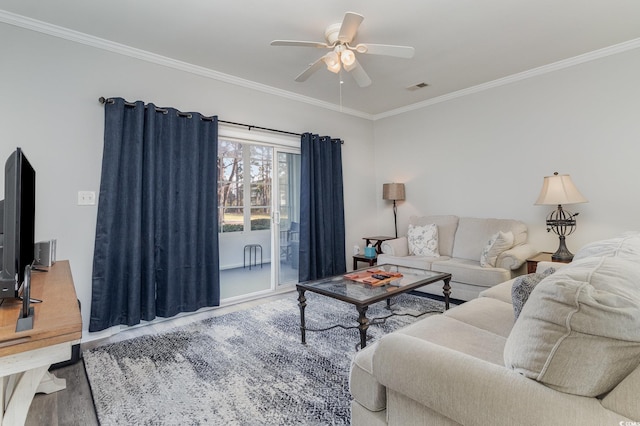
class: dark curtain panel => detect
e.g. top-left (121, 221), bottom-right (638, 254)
top-left (89, 98), bottom-right (219, 332)
top-left (298, 133), bottom-right (346, 281)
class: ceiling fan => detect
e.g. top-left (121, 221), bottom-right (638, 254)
top-left (270, 12), bottom-right (415, 88)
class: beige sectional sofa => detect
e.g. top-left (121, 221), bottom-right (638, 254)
top-left (349, 232), bottom-right (640, 425)
top-left (378, 215), bottom-right (538, 300)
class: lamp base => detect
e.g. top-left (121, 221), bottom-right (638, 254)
top-left (552, 235), bottom-right (574, 262)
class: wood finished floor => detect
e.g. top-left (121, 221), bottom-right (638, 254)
top-left (25, 291), bottom-right (293, 425)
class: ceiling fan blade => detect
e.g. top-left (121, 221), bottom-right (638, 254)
top-left (271, 40), bottom-right (330, 49)
top-left (338, 12), bottom-right (364, 43)
top-left (353, 43), bottom-right (415, 59)
top-left (294, 57), bottom-right (325, 82)
top-left (347, 58), bottom-right (372, 88)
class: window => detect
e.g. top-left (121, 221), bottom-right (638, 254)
top-left (217, 139), bottom-right (244, 232)
top-left (249, 145), bottom-right (272, 231)
top-left (277, 152), bottom-right (299, 230)
top-left (217, 139), bottom-right (272, 233)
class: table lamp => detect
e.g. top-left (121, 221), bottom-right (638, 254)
top-left (534, 172), bottom-right (588, 261)
top-left (383, 183), bottom-right (405, 238)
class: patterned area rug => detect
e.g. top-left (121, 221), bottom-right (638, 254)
top-left (84, 292), bottom-right (444, 425)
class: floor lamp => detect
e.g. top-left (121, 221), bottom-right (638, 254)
top-left (383, 183), bottom-right (405, 238)
top-left (535, 172), bottom-right (588, 261)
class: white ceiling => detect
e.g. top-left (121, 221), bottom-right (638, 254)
top-left (2, 0), bottom-right (640, 117)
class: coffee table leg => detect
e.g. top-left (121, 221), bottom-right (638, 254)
top-left (356, 306), bottom-right (369, 349)
top-left (442, 277), bottom-right (451, 310)
top-left (297, 288), bottom-right (307, 344)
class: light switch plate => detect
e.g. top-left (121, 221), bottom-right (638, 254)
top-left (78, 190), bottom-right (96, 206)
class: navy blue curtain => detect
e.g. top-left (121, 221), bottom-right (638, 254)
top-left (89, 98), bottom-right (219, 332)
top-left (299, 133), bottom-right (346, 281)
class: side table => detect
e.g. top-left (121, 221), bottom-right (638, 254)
top-left (353, 254), bottom-right (377, 269)
top-left (362, 236), bottom-right (395, 254)
top-left (526, 252), bottom-right (571, 274)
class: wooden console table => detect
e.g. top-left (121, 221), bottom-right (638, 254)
top-left (0, 260), bottom-right (82, 426)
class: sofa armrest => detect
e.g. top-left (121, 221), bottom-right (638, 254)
top-left (372, 334), bottom-right (629, 426)
top-left (381, 237), bottom-right (409, 257)
top-left (496, 243), bottom-right (538, 270)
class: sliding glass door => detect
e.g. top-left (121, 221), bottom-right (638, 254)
top-left (273, 150), bottom-right (301, 287)
top-left (217, 134), bottom-right (300, 300)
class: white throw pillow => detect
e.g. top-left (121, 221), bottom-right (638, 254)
top-left (480, 231), bottom-right (514, 267)
top-left (407, 223), bottom-right (440, 257)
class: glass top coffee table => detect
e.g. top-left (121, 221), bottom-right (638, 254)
top-left (296, 264), bottom-right (452, 349)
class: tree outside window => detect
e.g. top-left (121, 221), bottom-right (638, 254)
top-left (249, 145), bottom-right (272, 231)
top-left (217, 139), bottom-right (272, 233)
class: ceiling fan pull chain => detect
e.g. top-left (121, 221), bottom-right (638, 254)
top-left (339, 70), bottom-right (343, 112)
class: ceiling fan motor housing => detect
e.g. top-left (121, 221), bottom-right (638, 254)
top-left (324, 23), bottom-right (344, 45)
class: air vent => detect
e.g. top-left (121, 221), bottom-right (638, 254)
top-left (406, 82), bottom-right (429, 91)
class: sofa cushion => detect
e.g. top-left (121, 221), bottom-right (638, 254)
top-left (410, 215), bottom-right (458, 257)
top-left (479, 279), bottom-right (515, 304)
top-left (511, 267), bottom-right (556, 319)
top-left (374, 333), bottom-right (633, 426)
top-left (504, 256), bottom-right (640, 397)
top-left (407, 223), bottom-right (440, 257)
top-left (377, 253), bottom-right (445, 270)
top-left (452, 218), bottom-right (527, 261)
top-left (480, 231), bottom-right (514, 267)
top-left (396, 314), bottom-right (507, 366)
top-left (431, 258), bottom-right (511, 287)
top-left (601, 363), bottom-right (640, 421)
top-left (444, 297), bottom-right (515, 338)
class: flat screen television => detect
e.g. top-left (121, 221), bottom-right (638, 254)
top-left (0, 147), bottom-right (36, 299)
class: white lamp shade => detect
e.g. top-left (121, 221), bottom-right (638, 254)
top-left (535, 173), bottom-right (588, 205)
top-left (383, 183), bottom-right (406, 201)
top-left (341, 49), bottom-right (356, 67)
top-left (323, 52), bottom-right (341, 73)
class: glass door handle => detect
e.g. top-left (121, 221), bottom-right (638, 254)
top-left (273, 211), bottom-right (280, 225)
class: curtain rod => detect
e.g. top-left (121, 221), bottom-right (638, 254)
top-left (98, 97), bottom-right (303, 138)
top-left (218, 119), bottom-right (301, 137)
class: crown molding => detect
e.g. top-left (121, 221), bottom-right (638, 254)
top-left (373, 37), bottom-right (640, 120)
top-left (0, 10), bottom-right (373, 120)
top-left (2, 10), bottom-right (639, 122)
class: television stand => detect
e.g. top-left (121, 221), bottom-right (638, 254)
top-left (0, 260), bottom-right (82, 425)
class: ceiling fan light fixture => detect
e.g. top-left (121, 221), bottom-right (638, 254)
top-left (323, 52), bottom-right (341, 73)
top-left (341, 49), bottom-right (356, 67)
top-left (343, 58), bottom-right (357, 72)
top-left (272, 12), bottom-right (415, 86)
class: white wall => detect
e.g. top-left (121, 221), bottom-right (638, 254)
top-left (4, 20), bottom-right (639, 339)
top-left (0, 23), bottom-right (376, 336)
top-left (373, 47), bottom-right (640, 253)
